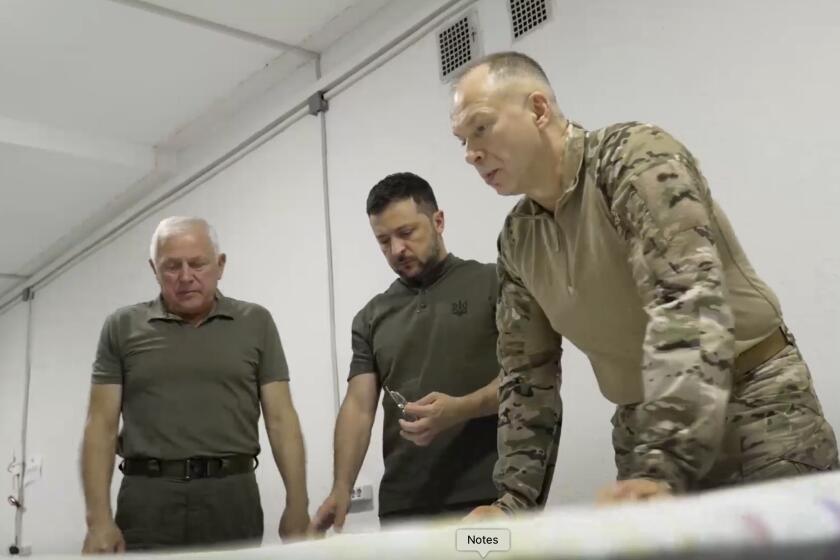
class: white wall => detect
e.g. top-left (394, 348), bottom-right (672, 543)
top-left (0, 301), bottom-right (27, 551)
top-left (1, 0), bottom-right (838, 553)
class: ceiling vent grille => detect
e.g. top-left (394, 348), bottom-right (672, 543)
top-left (437, 11), bottom-right (481, 82)
top-left (509, 0), bottom-right (551, 40)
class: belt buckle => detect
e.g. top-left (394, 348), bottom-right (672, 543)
top-left (147, 459), bottom-right (161, 477)
top-left (184, 458), bottom-right (215, 480)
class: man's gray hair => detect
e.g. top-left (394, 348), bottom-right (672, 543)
top-left (149, 216), bottom-right (220, 262)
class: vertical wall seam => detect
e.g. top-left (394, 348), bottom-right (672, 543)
top-left (12, 294), bottom-right (34, 553)
top-left (314, 57), bottom-right (342, 419)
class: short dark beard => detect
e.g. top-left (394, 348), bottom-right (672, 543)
top-left (398, 234), bottom-right (446, 286)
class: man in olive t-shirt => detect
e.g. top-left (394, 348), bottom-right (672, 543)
top-left (310, 172), bottom-right (506, 530)
top-left (80, 217), bottom-right (309, 553)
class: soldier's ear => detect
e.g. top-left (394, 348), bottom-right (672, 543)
top-left (528, 91), bottom-right (552, 129)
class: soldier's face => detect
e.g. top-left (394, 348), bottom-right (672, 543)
top-left (451, 69), bottom-right (542, 196)
top-left (150, 230), bottom-right (225, 320)
top-left (369, 198), bottom-right (445, 280)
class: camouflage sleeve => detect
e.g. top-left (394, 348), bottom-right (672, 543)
top-left (493, 233), bottom-right (563, 512)
top-left (603, 124), bottom-right (735, 491)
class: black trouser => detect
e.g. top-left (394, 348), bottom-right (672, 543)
top-left (379, 499), bottom-right (493, 526)
top-left (115, 471), bottom-right (263, 551)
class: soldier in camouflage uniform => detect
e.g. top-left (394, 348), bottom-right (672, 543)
top-left (449, 52), bottom-right (839, 517)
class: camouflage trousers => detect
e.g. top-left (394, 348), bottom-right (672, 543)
top-left (612, 342), bottom-right (839, 490)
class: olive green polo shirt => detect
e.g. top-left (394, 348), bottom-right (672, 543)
top-left (92, 294), bottom-right (289, 460)
top-left (349, 254), bottom-right (500, 516)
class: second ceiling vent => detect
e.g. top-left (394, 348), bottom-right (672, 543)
top-left (509, 0), bottom-right (552, 40)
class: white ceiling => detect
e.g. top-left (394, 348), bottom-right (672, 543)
top-left (142, 0), bottom-right (393, 51)
top-left (0, 142), bottom-right (147, 271)
top-left (0, 0), bottom-right (397, 300)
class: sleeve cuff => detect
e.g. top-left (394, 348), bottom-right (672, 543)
top-left (623, 455), bottom-right (688, 493)
top-left (494, 492), bottom-right (532, 514)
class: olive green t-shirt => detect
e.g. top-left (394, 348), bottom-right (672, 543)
top-left (92, 294), bottom-right (289, 459)
top-left (350, 255), bottom-right (500, 515)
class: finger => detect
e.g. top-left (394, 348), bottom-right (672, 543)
top-left (412, 392), bottom-right (440, 406)
top-left (639, 486), bottom-right (670, 500)
top-left (611, 481), bottom-right (660, 502)
top-left (613, 481), bottom-right (637, 499)
top-left (596, 483), bottom-right (623, 503)
top-left (614, 484), bottom-right (654, 502)
top-left (401, 429), bottom-right (434, 446)
top-left (400, 430), bottom-right (418, 443)
top-left (311, 505), bottom-right (333, 530)
top-left (313, 511), bottom-right (335, 532)
top-left (399, 418), bottom-right (430, 433)
top-left (403, 402), bottom-right (434, 416)
top-left (334, 504), bottom-right (348, 532)
top-left (465, 512), bottom-right (487, 521)
top-left (415, 435), bottom-right (433, 447)
top-left (631, 487), bottom-right (655, 499)
top-left (116, 536), bottom-right (126, 553)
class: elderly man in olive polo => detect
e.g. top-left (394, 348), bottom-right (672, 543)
top-left (80, 217), bottom-right (309, 553)
top-left (310, 172), bottom-right (509, 531)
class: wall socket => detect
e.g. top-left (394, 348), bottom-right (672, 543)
top-left (348, 483), bottom-right (374, 513)
top-left (8, 544), bottom-right (32, 556)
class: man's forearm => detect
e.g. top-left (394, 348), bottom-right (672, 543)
top-left (457, 376), bottom-right (500, 420)
top-left (332, 400), bottom-right (375, 492)
top-left (81, 422), bottom-right (117, 527)
top-left (267, 411), bottom-right (308, 507)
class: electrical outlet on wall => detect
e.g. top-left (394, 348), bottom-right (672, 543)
top-left (8, 543), bottom-right (32, 556)
top-left (347, 483), bottom-right (374, 513)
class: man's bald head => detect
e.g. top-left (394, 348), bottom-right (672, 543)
top-left (454, 51), bottom-right (562, 116)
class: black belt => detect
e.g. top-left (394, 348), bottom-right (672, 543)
top-left (119, 454), bottom-right (258, 480)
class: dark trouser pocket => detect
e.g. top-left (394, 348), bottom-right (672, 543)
top-left (185, 472), bottom-right (264, 548)
top-left (115, 476), bottom-right (188, 551)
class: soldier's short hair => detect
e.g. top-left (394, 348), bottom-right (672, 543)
top-left (455, 51), bottom-right (561, 116)
top-left (469, 51), bottom-right (550, 84)
top-left (366, 172), bottom-right (439, 216)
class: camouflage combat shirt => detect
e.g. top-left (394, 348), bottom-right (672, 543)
top-left (494, 122), bottom-right (784, 511)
